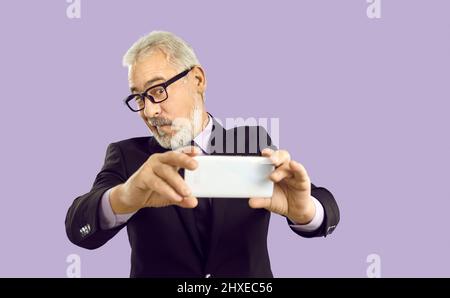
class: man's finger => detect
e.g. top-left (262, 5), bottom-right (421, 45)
top-left (175, 145), bottom-right (202, 156)
top-left (269, 168), bottom-right (293, 182)
top-left (153, 163), bottom-right (192, 197)
top-left (261, 148), bottom-right (274, 157)
top-left (269, 150), bottom-right (291, 167)
top-left (175, 196), bottom-right (199, 208)
top-left (248, 197), bottom-right (272, 209)
top-left (159, 151), bottom-right (198, 170)
top-left (150, 175), bottom-right (183, 203)
top-left (288, 160), bottom-right (310, 184)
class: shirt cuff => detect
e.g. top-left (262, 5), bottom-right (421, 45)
top-left (289, 196), bottom-right (324, 232)
top-left (99, 188), bottom-right (136, 230)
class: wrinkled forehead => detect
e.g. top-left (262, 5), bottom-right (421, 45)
top-left (128, 50), bottom-right (178, 93)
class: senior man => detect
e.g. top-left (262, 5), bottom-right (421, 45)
top-left (65, 31), bottom-right (340, 277)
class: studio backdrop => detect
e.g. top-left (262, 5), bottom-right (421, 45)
top-left (0, 0), bottom-right (448, 277)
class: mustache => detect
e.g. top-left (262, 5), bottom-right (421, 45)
top-left (148, 117), bottom-right (172, 126)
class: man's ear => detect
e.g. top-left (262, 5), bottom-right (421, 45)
top-left (192, 66), bottom-right (207, 94)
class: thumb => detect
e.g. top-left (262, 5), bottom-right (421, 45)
top-left (248, 197), bottom-right (272, 210)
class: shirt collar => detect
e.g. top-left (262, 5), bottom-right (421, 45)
top-left (193, 114), bottom-right (213, 154)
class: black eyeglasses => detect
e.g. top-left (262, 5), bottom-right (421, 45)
top-left (124, 67), bottom-right (194, 112)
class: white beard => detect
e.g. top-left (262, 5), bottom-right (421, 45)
top-left (152, 102), bottom-right (204, 150)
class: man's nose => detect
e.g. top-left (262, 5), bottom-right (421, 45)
top-left (143, 98), bottom-right (161, 118)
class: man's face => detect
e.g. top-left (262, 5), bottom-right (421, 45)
top-left (128, 50), bottom-right (206, 149)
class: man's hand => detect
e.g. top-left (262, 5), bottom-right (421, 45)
top-left (110, 146), bottom-right (201, 214)
top-left (248, 148), bottom-right (316, 225)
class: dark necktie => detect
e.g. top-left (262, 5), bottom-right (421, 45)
top-left (195, 197), bottom-right (212, 259)
top-left (190, 140), bottom-right (213, 258)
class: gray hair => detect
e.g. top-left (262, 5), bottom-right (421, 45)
top-left (122, 31), bottom-right (200, 71)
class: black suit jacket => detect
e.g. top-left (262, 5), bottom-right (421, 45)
top-left (65, 116), bottom-right (340, 277)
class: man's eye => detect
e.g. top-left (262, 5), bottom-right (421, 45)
top-left (150, 88), bottom-right (164, 96)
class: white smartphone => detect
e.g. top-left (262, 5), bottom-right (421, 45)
top-left (184, 156), bottom-right (275, 198)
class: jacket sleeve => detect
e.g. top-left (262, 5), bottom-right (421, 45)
top-left (257, 126), bottom-right (340, 238)
top-left (65, 142), bottom-right (129, 249)
top-left (287, 184), bottom-right (340, 238)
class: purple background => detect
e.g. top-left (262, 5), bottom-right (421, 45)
top-left (0, 0), bottom-right (449, 277)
